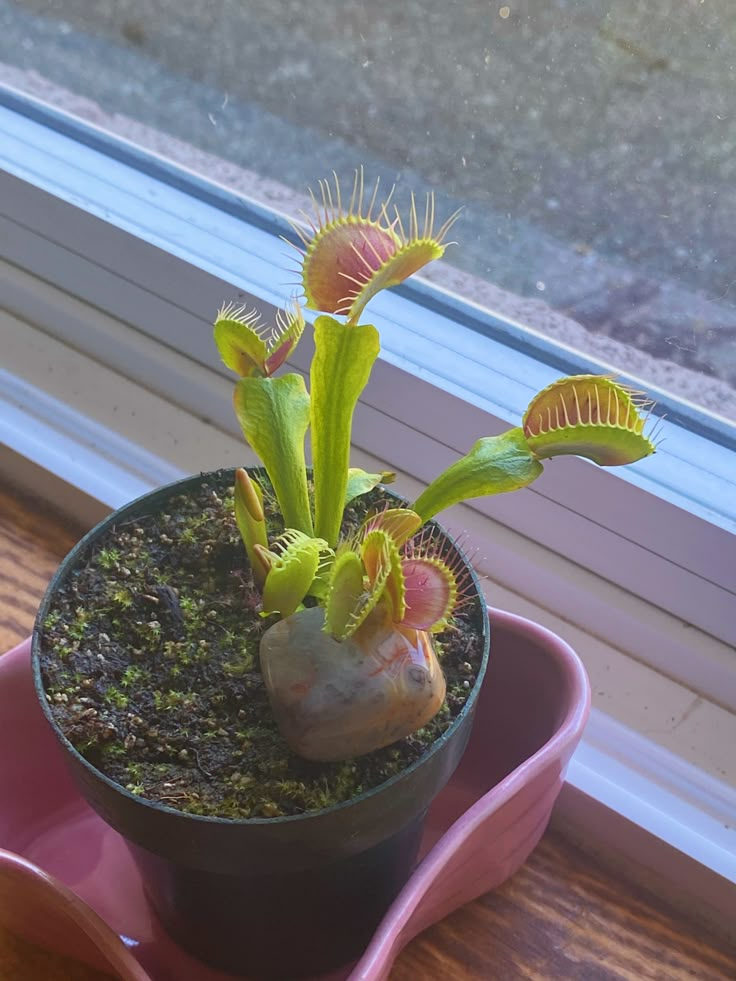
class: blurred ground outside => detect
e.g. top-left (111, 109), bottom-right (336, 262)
top-left (1, 0), bottom-right (735, 420)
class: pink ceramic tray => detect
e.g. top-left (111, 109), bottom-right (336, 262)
top-left (0, 608), bottom-right (589, 980)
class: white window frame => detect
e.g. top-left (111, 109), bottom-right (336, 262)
top-left (1, 88), bottom-right (735, 936)
top-left (1, 92), bottom-right (733, 675)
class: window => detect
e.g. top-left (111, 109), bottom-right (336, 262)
top-left (1, 0), bottom-right (735, 915)
top-left (0, 0), bottom-right (735, 419)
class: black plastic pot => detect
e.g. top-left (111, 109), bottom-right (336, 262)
top-left (32, 469), bottom-right (490, 979)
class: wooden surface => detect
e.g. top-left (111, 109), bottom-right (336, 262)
top-left (0, 484), bottom-right (83, 653)
top-left (0, 926), bottom-right (113, 981)
top-left (1, 479), bottom-right (735, 980)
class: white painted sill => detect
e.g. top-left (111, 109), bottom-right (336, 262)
top-left (2, 319), bottom-right (734, 942)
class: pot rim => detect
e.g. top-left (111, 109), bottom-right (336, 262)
top-left (32, 467), bottom-right (490, 828)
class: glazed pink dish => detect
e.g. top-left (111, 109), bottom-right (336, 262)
top-left (0, 848), bottom-right (151, 979)
top-left (0, 607), bottom-right (589, 980)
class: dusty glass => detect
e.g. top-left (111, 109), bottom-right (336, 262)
top-left (1, 0), bottom-right (735, 420)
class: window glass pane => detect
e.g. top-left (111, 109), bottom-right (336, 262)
top-left (2, 0), bottom-right (735, 421)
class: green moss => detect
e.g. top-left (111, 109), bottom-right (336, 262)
top-left (126, 762), bottom-right (144, 782)
top-left (44, 611), bottom-right (61, 630)
top-left (179, 596), bottom-right (198, 616)
top-left (153, 689), bottom-right (198, 712)
top-left (66, 607), bottom-right (91, 642)
top-left (112, 588), bottom-right (133, 609)
top-left (98, 547), bottom-right (120, 570)
top-left (221, 661), bottom-right (247, 677)
top-left (103, 687), bottom-right (129, 709)
top-left (121, 666), bottom-right (146, 687)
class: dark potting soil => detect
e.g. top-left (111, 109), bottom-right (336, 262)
top-left (39, 472), bottom-right (485, 819)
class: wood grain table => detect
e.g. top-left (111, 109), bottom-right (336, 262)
top-left (1, 480), bottom-right (734, 980)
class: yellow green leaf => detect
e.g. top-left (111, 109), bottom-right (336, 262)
top-left (344, 468), bottom-right (396, 506)
top-left (233, 374), bottom-right (313, 535)
top-left (412, 428), bottom-right (544, 523)
top-left (324, 550), bottom-right (365, 640)
top-left (233, 469), bottom-right (269, 586)
top-left (360, 507), bottom-right (422, 548)
top-left (261, 531), bottom-right (327, 618)
top-left (214, 305), bottom-right (268, 377)
top-left (310, 315), bottom-right (380, 546)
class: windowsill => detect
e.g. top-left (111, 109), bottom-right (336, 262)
top-left (2, 316), bottom-right (735, 942)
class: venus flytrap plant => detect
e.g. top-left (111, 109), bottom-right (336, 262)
top-left (295, 171), bottom-right (459, 324)
top-left (254, 530), bottom-right (331, 620)
top-left (412, 376), bottom-right (657, 521)
top-left (214, 302), bottom-right (306, 378)
top-left (299, 176), bottom-right (459, 549)
top-left (233, 468), bottom-right (269, 587)
top-left (310, 315), bottom-right (381, 545)
top-left (214, 171), bottom-right (657, 763)
top-left (216, 302), bottom-right (313, 535)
